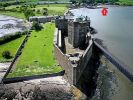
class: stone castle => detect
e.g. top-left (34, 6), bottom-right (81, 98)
top-left (29, 13), bottom-right (93, 85)
top-left (54, 14), bottom-right (92, 85)
top-left (55, 15), bottom-right (90, 48)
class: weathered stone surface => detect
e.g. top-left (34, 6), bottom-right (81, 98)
top-left (0, 76), bottom-right (73, 100)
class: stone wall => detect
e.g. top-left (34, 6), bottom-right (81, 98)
top-left (94, 40), bottom-right (133, 82)
top-left (29, 16), bottom-right (58, 23)
top-left (54, 29), bottom-right (93, 85)
top-left (75, 42), bottom-right (93, 82)
top-left (68, 19), bottom-right (90, 48)
top-left (55, 16), bottom-right (68, 36)
top-left (1, 34), bottom-right (29, 83)
top-left (54, 44), bottom-right (74, 84)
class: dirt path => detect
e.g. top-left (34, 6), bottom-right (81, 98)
top-left (0, 62), bottom-right (11, 81)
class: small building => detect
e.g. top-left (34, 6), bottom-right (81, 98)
top-left (68, 16), bottom-right (90, 48)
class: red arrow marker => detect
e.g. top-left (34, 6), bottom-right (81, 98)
top-left (101, 8), bottom-right (108, 16)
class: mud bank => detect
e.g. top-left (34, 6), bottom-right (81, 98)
top-left (0, 15), bottom-right (30, 37)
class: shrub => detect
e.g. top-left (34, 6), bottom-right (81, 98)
top-left (0, 7), bottom-right (5, 11)
top-left (31, 21), bottom-right (43, 31)
top-left (2, 50), bottom-right (11, 59)
top-left (16, 6), bottom-right (19, 8)
top-left (24, 8), bottom-right (35, 20)
top-left (0, 32), bottom-right (24, 45)
top-left (42, 8), bottom-right (48, 16)
top-left (36, 9), bottom-right (41, 14)
top-left (33, 9), bottom-right (35, 12)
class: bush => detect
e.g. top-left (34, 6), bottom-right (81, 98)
top-left (31, 21), bottom-right (43, 31)
top-left (33, 9), bottom-right (35, 12)
top-left (2, 50), bottom-right (11, 59)
top-left (36, 9), bottom-right (41, 14)
top-left (0, 7), bottom-right (5, 11)
top-left (42, 8), bottom-right (48, 16)
top-left (24, 8), bottom-right (35, 20)
top-left (0, 32), bottom-right (24, 45)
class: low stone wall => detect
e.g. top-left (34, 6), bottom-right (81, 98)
top-left (29, 16), bottom-right (58, 23)
top-left (1, 34), bottom-right (29, 83)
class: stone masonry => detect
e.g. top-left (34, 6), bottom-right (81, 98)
top-left (68, 16), bottom-right (90, 48)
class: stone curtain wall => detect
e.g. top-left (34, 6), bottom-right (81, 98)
top-left (54, 28), bottom-right (75, 84)
top-left (75, 42), bottom-right (93, 83)
top-left (29, 16), bottom-right (58, 23)
top-left (54, 28), bottom-right (93, 85)
top-left (54, 44), bottom-right (74, 84)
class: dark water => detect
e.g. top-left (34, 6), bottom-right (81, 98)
top-left (71, 7), bottom-right (133, 100)
top-left (70, 7), bottom-right (133, 70)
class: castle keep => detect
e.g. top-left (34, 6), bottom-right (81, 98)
top-left (55, 15), bottom-right (90, 48)
top-left (54, 14), bottom-right (92, 84)
top-left (68, 17), bottom-right (90, 48)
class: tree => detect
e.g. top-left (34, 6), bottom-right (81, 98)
top-left (24, 8), bottom-right (35, 20)
top-left (70, 0), bottom-right (77, 4)
top-left (42, 8), bottom-right (48, 16)
top-left (2, 50), bottom-right (11, 59)
top-left (31, 21), bottom-right (43, 31)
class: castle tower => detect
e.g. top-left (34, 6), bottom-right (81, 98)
top-left (68, 16), bottom-right (90, 48)
top-left (55, 16), bottom-right (68, 36)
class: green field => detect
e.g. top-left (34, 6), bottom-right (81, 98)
top-left (117, 0), bottom-right (133, 5)
top-left (0, 11), bottom-right (25, 19)
top-left (35, 4), bottom-right (68, 15)
top-left (0, 4), bottom-right (68, 19)
top-left (8, 23), bottom-right (62, 77)
top-left (0, 0), bottom-right (70, 3)
top-left (0, 36), bottom-right (25, 62)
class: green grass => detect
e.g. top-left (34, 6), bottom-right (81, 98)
top-left (0, 11), bottom-right (25, 19)
top-left (35, 4), bottom-right (68, 15)
top-left (0, 4), bottom-right (68, 19)
top-left (8, 23), bottom-right (62, 77)
top-left (116, 0), bottom-right (133, 5)
top-left (0, 36), bottom-right (25, 62)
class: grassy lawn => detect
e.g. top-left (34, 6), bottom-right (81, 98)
top-left (0, 36), bottom-right (25, 62)
top-left (8, 23), bottom-right (62, 77)
top-left (0, 11), bottom-right (25, 19)
top-left (0, 4), bottom-right (68, 19)
top-left (35, 4), bottom-right (68, 15)
top-left (116, 0), bottom-right (133, 5)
